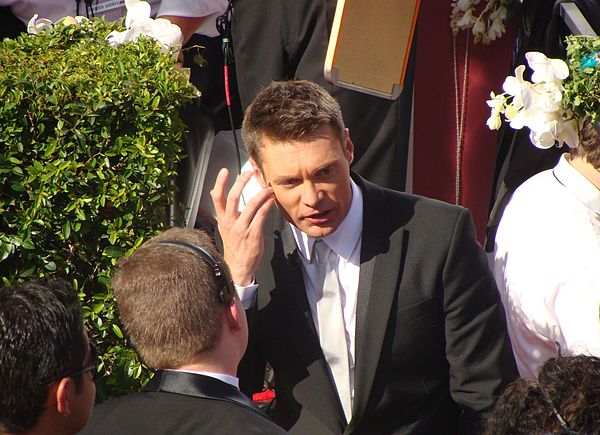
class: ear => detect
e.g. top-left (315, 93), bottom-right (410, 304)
top-left (250, 158), bottom-right (268, 188)
top-left (343, 129), bottom-right (354, 165)
top-left (224, 297), bottom-right (244, 332)
top-left (55, 377), bottom-right (75, 417)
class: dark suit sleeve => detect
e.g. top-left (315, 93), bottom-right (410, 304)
top-left (442, 209), bottom-right (518, 433)
top-left (237, 303), bottom-right (269, 397)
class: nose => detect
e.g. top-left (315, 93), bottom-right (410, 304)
top-left (301, 181), bottom-right (320, 207)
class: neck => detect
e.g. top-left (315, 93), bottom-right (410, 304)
top-left (174, 347), bottom-right (239, 378)
top-left (568, 153), bottom-right (600, 190)
top-left (21, 420), bottom-right (70, 435)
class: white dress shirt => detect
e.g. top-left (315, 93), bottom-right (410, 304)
top-left (492, 153), bottom-right (600, 379)
top-left (237, 179), bottom-right (363, 402)
top-left (170, 368), bottom-right (240, 389)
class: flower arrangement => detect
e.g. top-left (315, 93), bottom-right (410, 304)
top-left (486, 51), bottom-right (578, 148)
top-left (1, 1), bottom-right (198, 399)
top-left (450, 0), bottom-right (515, 44)
top-left (487, 36), bottom-right (600, 149)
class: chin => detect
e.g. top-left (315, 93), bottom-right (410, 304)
top-left (302, 225), bottom-right (337, 239)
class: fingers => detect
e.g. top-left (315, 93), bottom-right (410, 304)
top-left (236, 184), bottom-right (274, 228)
top-left (210, 168), bottom-right (229, 218)
top-left (210, 169), bottom-right (255, 220)
top-left (225, 171), bottom-right (254, 218)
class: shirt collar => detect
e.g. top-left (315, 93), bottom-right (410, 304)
top-left (168, 369), bottom-right (240, 389)
top-left (291, 178), bottom-right (363, 262)
top-left (554, 153), bottom-right (600, 215)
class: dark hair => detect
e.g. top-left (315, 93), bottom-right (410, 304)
top-left (111, 227), bottom-right (234, 368)
top-left (0, 279), bottom-right (86, 433)
top-left (484, 355), bottom-right (600, 434)
top-left (572, 117), bottom-right (600, 169)
top-left (242, 80), bottom-right (346, 167)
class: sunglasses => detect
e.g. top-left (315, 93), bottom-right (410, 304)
top-left (68, 341), bottom-right (99, 382)
top-left (48, 341), bottom-right (99, 385)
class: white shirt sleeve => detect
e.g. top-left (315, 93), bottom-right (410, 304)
top-left (157, 0), bottom-right (228, 18)
top-left (234, 282), bottom-right (258, 310)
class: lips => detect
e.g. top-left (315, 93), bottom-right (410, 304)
top-left (302, 210), bottom-right (333, 224)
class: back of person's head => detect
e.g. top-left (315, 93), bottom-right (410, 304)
top-left (0, 279), bottom-right (94, 434)
top-left (572, 117), bottom-right (600, 170)
top-left (242, 80), bottom-right (346, 167)
top-left (111, 227), bottom-right (236, 369)
top-left (484, 354), bottom-right (600, 434)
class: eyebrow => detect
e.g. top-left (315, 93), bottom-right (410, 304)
top-left (270, 161), bottom-right (338, 184)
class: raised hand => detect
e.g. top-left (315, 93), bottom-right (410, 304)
top-left (211, 168), bottom-right (275, 286)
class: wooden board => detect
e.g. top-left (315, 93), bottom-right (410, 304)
top-left (324, 0), bottom-right (420, 100)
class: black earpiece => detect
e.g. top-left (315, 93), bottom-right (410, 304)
top-left (156, 240), bottom-right (234, 304)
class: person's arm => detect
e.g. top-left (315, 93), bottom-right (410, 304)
top-left (212, 169), bottom-right (274, 396)
top-left (442, 208), bottom-right (518, 434)
top-left (158, 16), bottom-right (206, 46)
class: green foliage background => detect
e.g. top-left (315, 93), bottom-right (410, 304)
top-left (563, 35), bottom-right (600, 124)
top-left (0, 19), bottom-right (199, 399)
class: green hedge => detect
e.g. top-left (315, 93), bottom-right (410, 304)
top-left (0, 18), bottom-right (199, 399)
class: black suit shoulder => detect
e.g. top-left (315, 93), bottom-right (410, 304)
top-left (81, 388), bottom-right (287, 435)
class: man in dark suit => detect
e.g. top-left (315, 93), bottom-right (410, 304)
top-left (81, 228), bottom-right (287, 435)
top-left (211, 80), bottom-right (518, 434)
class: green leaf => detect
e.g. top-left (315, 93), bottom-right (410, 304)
top-left (112, 324), bottom-right (124, 339)
top-left (62, 221), bottom-right (71, 239)
top-left (104, 246), bottom-right (124, 258)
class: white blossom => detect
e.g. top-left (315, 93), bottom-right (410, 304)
top-left (487, 51), bottom-right (579, 149)
top-left (525, 52), bottom-right (569, 84)
top-left (106, 0), bottom-right (182, 54)
top-left (27, 14), bottom-right (53, 35)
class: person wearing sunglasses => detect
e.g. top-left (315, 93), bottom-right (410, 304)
top-left (0, 279), bottom-right (96, 435)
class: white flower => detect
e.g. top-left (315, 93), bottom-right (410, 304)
top-left (486, 92), bottom-right (506, 130)
top-left (106, 0), bottom-right (182, 54)
top-left (487, 17), bottom-right (505, 41)
top-left (124, 0), bottom-right (152, 28)
top-left (487, 50), bottom-right (577, 149)
top-left (27, 14), bottom-right (53, 35)
top-left (525, 52), bottom-right (569, 84)
top-left (456, 9), bottom-right (475, 29)
top-left (503, 65), bottom-right (528, 109)
top-left (472, 18), bottom-right (486, 36)
top-left (556, 117), bottom-right (579, 148)
top-left (489, 5), bottom-right (508, 21)
top-left (454, 0), bottom-right (473, 12)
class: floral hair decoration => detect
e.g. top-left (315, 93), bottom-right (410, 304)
top-left (487, 36), bottom-right (600, 149)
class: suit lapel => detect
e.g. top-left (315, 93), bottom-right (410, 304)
top-left (273, 219), bottom-right (350, 429)
top-left (350, 175), bottom-right (408, 429)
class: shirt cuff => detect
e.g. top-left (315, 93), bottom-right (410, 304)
top-left (235, 281), bottom-right (258, 309)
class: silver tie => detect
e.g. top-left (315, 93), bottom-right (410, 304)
top-left (313, 240), bottom-right (352, 423)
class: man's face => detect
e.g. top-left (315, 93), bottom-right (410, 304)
top-left (252, 124), bottom-right (354, 238)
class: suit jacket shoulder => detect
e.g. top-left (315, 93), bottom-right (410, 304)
top-left (81, 371), bottom-right (287, 435)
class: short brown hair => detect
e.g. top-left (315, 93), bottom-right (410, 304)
top-left (484, 355), bottom-right (600, 434)
top-left (572, 116), bottom-right (600, 169)
top-left (242, 80), bottom-right (346, 166)
top-left (111, 228), bottom-right (233, 368)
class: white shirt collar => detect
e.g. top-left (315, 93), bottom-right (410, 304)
top-left (168, 369), bottom-right (240, 389)
top-left (554, 153), bottom-right (600, 215)
top-left (291, 178), bottom-right (363, 262)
